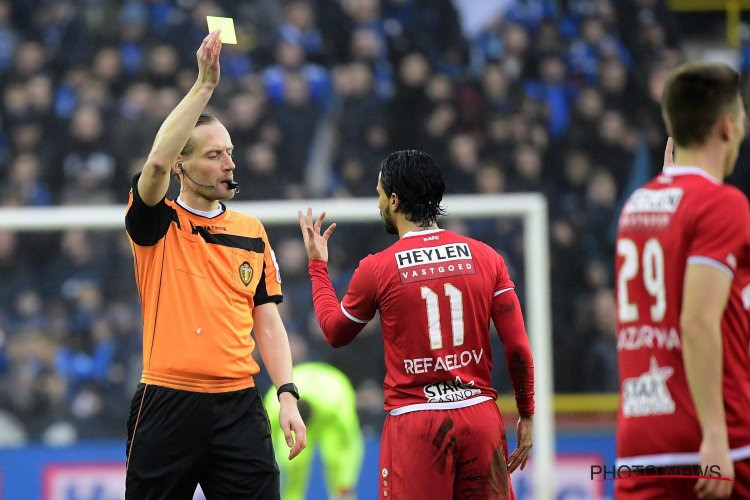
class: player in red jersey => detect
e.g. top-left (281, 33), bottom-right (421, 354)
top-left (615, 63), bottom-right (750, 499)
top-left (298, 150), bottom-right (534, 499)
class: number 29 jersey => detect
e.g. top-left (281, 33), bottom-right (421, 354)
top-left (615, 166), bottom-right (750, 463)
top-left (339, 228), bottom-right (517, 412)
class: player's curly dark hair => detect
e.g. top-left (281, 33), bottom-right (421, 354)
top-left (379, 150), bottom-right (447, 227)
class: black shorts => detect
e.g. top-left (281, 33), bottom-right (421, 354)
top-left (125, 383), bottom-right (279, 500)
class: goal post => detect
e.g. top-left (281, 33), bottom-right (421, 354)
top-left (0, 193), bottom-right (554, 499)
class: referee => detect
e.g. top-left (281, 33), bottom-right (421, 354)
top-left (124, 31), bottom-right (306, 499)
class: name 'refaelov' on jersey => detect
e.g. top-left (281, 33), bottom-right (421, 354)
top-left (338, 228), bottom-right (520, 412)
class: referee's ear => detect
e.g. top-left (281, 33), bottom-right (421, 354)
top-left (172, 160), bottom-right (182, 176)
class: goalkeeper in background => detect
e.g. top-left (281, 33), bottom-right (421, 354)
top-left (264, 362), bottom-right (364, 500)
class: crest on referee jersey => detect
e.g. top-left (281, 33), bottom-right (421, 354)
top-left (239, 261), bottom-right (253, 286)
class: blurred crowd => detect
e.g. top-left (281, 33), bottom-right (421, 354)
top-left (1, 0), bottom-right (748, 444)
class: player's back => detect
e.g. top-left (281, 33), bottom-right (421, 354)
top-left (360, 228), bottom-right (512, 412)
top-left (615, 166), bottom-right (750, 462)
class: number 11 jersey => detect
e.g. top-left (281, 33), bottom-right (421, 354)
top-left (338, 228), bottom-right (520, 413)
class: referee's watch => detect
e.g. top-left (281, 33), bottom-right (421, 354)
top-left (277, 383), bottom-right (300, 401)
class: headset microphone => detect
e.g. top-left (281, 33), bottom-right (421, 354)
top-left (179, 164), bottom-right (239, 192)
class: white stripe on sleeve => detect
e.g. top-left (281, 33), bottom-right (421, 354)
top-left (340, 303), bottom-right (368, 323)
top-left (687, 256), bottom-right (733, 279)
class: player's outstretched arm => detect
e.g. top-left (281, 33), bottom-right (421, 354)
top-left (138, 30), bottom-right (222, 206)
top-left (298, 206), bottom-right (371, 346)
top-left (681, 263), bottom-right (734, 499)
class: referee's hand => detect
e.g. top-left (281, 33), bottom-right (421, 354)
top-left (279, 393), bottom-right (307, 460)
top-left (197, 29), bottom-right (221, 90)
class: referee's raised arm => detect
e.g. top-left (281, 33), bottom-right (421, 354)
top-left (137, 30), bottom-right (222, 206)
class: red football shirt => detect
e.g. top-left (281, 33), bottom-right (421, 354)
top-left (308, 228), bottom-right (534, 416)
top-left (615, 166), bottom-right (750, 465)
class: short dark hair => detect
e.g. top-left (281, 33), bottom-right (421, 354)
top-left (661, 63), bottom-right (741, 147)
top-left (379, 150), bottom-right (447, 227)
top-left (180, 113), bottom-right (217, 156)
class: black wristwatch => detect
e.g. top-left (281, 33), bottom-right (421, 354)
top-left (276, 383), bottom-right (300, 401)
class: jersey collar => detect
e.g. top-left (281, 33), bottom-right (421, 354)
top-left (402, 228), bottom-right (444, 238)
top-left (175, 197), bottom-right (226, 218)
top-left (662, 166), bottom-right (720, 185)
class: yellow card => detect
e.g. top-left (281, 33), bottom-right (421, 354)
top-left (206, 16), bottom-right (237, 44)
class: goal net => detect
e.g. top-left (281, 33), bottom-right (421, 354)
top-left (0, 193), bottom-right (554, 499)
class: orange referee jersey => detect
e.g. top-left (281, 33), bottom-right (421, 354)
top-left (125, 174), bottom-right (282, 393)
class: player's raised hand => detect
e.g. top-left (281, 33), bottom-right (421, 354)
top-left (298, 208), bottom-right (336, 262)
top-left (695, 437), bottom-right (733, 499)
top-left (507, 416), bottom-right (532, 474)
top-left (197, 30), bottom-right (221, 89)
top-left (664, 136), bottom-right (674, 167)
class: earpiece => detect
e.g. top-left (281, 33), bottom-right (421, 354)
top-left (177, 163), bottom-right (183, 171)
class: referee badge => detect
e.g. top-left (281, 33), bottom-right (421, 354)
top-left (239, 261), bottom-right (253, 286)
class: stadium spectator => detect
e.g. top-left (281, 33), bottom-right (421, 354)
top-left (582, 288), bottom-right (618, 392)
top-left (270, 70), bottom-right (322, 192)
top-left (5, 153), bottom-right (52, 206)
top-left (279, 1), bottom-right (324, 61)
top-left (58, 105), bottom-right (117, 204)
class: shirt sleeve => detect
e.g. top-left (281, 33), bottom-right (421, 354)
top-left (340, 257), bottom-right (378, 324)
top-left (492, 250), bottom-right (516, 297)
top-left (308, 258), bottom-right (376, 347)
top-left (490, 251), bottom-right (534, 417)
top-left (125, 173), bottom-right (175, 246)
top-left (687, 187), bottom-right (750, 277)
top-left (254, 225), bottom-right (283, 306)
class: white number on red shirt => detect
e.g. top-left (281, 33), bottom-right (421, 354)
top-left (617, 238), bottom-right (666, 322)
top-left (420, 283), bottom-right (465, 349)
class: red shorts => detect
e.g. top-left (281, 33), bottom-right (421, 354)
top-left (615, 458), bottom-right (750, 499)
top-left (379, 400), bottom-right (515, 500)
